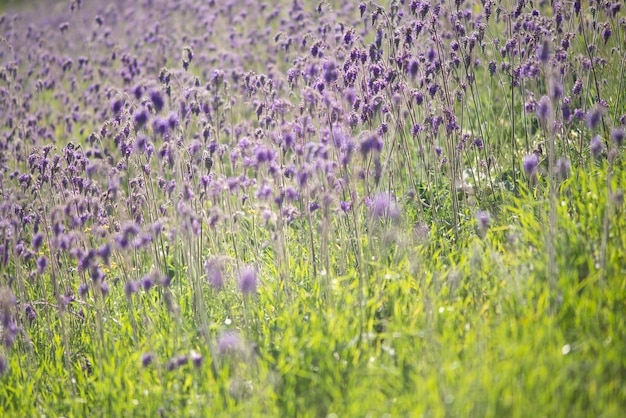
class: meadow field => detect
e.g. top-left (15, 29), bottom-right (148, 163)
top-left (0, 0), bottom-right (625, 416)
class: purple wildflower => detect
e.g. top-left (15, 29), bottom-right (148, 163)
top-left (205, 257), bottom-right (224, 289)
top-left (217, 331), bottom-right (240, 355)
top-left (522, 154), bottom-right (539, 178)
top-left (141, 352), bottom-right (155, 367)
top-left (124, 280), bottom-right (140, 297)
top-left (587, 105), bottom-right (603, 130)
top-left (150, 90), bottom-right (165, 113)
top-left (36, 256), bottom-right (48, 275)
top-left (590, 135), bottom-right (604, 158)
top-left (370, 193), bottom-right (401, 221)
top-left (556, 157), bottom-right (571, 179)
top-left (238, 266), bottom-right (257, 295)
top-left (32, 233), bottom-right (44, 251)
top-left (133, 108), bottom-right (150, 129)
top-left (475, 210), bottom-right (491, 234)
top-left (536, 96), bottom-right (552, 124)
top-left (538, 39), bottom-right (551, 63)
top-left (611, 127), bottom-right (625, 147)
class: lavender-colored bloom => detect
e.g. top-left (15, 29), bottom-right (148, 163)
top-left (550, 80), bottom-right (563, 101)
top-left (24, 304), bottom-right (36, 324)
top-left (190, 351), bottom-right (203, 368)
top-left (536, 96), bottom-right (552, 124)
top-left (522, 154), bottom-right (539, 178)
top-left (97, 243), bottom-right (111, 265)
top-left (150, 90), bottom-right (165, 113)
top-left (611, 127), bottom-right (625, 147)
top-left (556, 157), bottom-right (571, 179)
top-left (132, 85), bottom-right (144, 100)
top-left (167, 355), bottom-right (189, 371)
top-left (205, 257), bottom-right (224, 289)
top-left (78, 283), bottom-right (89, 298)
top-left (538, 39), bottom-right (551, 63)
top-left (408, 60), bottom-right (419, 78)
top-left (572, 79), bottom-right (582, 96)
top-left (587, 105), bottom-right (603, 130)
top-left (141, 352), bottom-right (155, 367)
top-left (133, 108), bottom-right (150, 129)
top-left (32, 233), bottom-right (44, 251)
top-left (428, 83), bottom-right (439, 98)
top-left (125, 279), bottom-right (139, 296)
top-left (99, 280), bottom-right (110, 296)
top-left (238, 266), bottom-right (257, 295)
top-left (36, 256), bottom-right (48, 275)
top-left (602, 23), bottom-right (612, 44)
top-left (141, 275), bottom-right (154, 291)
top-left (111, 98), bottom-right (124, 114)
top-left (359, 134), bottom-right (383, 157)
top-left (590, 135), bottom-right (604, 158)
top-left (322, 61), bottom-right (338, 84)
top-left (370, 193), bottom-right (401, 221)
top-left (217, 331), bottom-right (240, 355)
top-left (475, 210), bottom-right (491, 233)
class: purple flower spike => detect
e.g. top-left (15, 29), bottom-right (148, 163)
top-left (125, 280), bottom-right (140, 297)
top-left (150, 90), bottom-right (165, 113)
top-left (141, 352), bottom-right (155, 367)
top-left (536, 96), bottom-right (552, 124)
top-left (590, 135), bottom-right (604, 159)
top-left (191, 351), bottom-right (203, 368)
top-left (587, 105), bottom-right (604, 130)
top-left (217, 331), bottom-right (240, 355)
top-left (475, 210), bottom-right (491, 234)
top-left (370, 193), bottom-right (401, 221)
top-left (36, 256), bottom-right (48, 275)
top-left (611, 127), bottom-right (625, 147)
top-left (556, 157), bottom-right (571, 179)
top-left (32, 233), bottom-right (44, 251)
top-left (238, 266), bottom-right (257, 296)
top-left (205, 257), bottom-right (224, 290)
top-left (538, 39), bottom-right (551, 63)
top-left (133, 108), bottom-right (150, 129)
top-left (522, 154), bottom-right (539, 178)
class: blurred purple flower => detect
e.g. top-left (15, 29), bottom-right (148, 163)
top-left (556, 157), bottom-right (571, 179)
top-left (141, 352), bottom-right (155, 367)
top-left (538, 39), bottom-right (551, 63)
top-left (522, 154), bottom-right (539, 178)
top-left (590, 135), bottom-right (604, 159)
top-left (587, 105), bottom-right (603, 130)
top-left (150, 90), bottom-right (165, 113)
top-left (36, 256), bottom-right (48, 275)
top-left (191, 351), bottom-right (203, 368)
top-left (238, 266), bottom-right (257, 296)
top-left (611, 127), bottom-right (625, 147)
top-left (536, 96), bottom-right (552, 124)
top-left (370, 193), bottom-right (401, 221)
top-left (217, 331), bottom-right (240, 355)
top-left (475, 210), bottom-right (491, 234)
top-left (32, 233), bottom-right (44, 251)
top-left (133, 108), bottom-right (150, 129)
top-left (125, 280), bottom-right (140, 297)
top-left (205, 257), bottom-right (224, 289)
